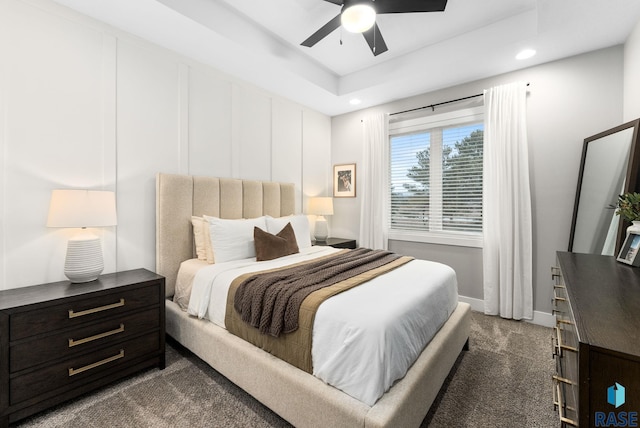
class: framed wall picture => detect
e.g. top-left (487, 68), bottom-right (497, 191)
top-left (334, 163), bottom-right (356, 198)
top-left (617, 232), bottom-right (640, 266)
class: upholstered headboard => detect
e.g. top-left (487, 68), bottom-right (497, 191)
top-left (155, 173), bottom-right (296, 296)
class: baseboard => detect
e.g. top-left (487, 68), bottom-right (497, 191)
top-left (457, 295), bottom-right (484, 312)
top-left (458, 295), bottom-right (555, 328)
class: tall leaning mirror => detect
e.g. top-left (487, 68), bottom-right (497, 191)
top-left (569, 119), bottom-right (640, 255)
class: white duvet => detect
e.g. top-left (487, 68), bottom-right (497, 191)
top-left (186, 246), bottom-right (458, 406)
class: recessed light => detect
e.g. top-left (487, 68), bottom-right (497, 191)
top-left (516, 49), bottom-right (536, 60)
top-left (349, 98), bottom-right (362, 106)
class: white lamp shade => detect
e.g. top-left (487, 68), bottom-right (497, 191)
top-left (47, 189), bottom-right (117, 228)
top-left (341, 4), bottom-right (376, 33)
top-left (308, 197), bottom-right (334, 216)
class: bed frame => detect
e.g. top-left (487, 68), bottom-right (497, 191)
top-left (156, 172), bottom-right (471, 428)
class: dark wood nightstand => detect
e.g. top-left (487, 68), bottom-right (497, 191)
top-left (0, 269), bottom-right (165, 427)
top-left (314, 237), bottom-right (357, 249)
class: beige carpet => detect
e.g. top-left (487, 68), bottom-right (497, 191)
top-left (14, 311), bottom-right (558, 428)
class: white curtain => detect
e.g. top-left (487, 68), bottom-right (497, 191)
top-left (359, 113), bottom-right (389, 250)
top-left (483, 82), bottom-right (533, 320)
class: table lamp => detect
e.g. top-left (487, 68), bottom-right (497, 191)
top-left (47, 189), bottom-right (117, 283)
top-left (309, 197), bottom-right (333, 242)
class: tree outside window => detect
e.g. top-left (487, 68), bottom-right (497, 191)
top-left (390, 124), bottom-right (483, 235)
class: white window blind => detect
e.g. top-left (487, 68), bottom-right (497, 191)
top-left (389, 107), bottom-right (483, 246)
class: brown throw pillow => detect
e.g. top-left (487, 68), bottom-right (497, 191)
top-left (254, 222), bottom-right (300, 261)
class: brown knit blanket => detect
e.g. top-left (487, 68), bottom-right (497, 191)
top-left (234, 248), bottom-right (403, 337)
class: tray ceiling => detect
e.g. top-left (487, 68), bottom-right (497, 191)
top-left (51, 0), bottom-right (640, 116)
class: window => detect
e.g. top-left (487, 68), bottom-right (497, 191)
top-left (389, 107), bottom-right (484, 247)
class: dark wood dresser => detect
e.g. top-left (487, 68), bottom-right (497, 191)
top-left (553, 252), bottom-right (640, 427)
top-left (0, 269), bottom-right (165, 427)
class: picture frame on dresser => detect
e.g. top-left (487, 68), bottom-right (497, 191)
top-left (617, 232), bottom-right (640, 266)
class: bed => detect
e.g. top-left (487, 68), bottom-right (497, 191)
top-left (156, 172), bottom-right (471, 428)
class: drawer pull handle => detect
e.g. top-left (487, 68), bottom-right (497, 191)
top-left (555, 326), bottom-right (578, 353)
top-left (553, 374), bottom-right (576, 385)
top-left (556, 319), bottom-right (574, 326)
top-left (553, 292), bottom-right (566, 302)
top-left (68, 324), bottom-right (125, 347)
top-left (68, 298), bottom-right (125, 319)
top-left (68, 349), bottom-right (124, 376)
top-left (553, 381), bottom-right (578, 426)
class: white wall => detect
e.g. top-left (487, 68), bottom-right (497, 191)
top-left (331, 46), bottom-right (625, 315)
top-left (0, 0), bottom-right (331, 290)
top-left (624, 19), bottom-right (640, 121)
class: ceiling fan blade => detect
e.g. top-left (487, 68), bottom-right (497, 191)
top-left (362, 23), bottom-right (388, 56)
top-left (374, 0), bottom-right (447, 14)
top-left (323, 0), bottom-right (343, 4)
top-left (301, 14), bottom-right (342, 47)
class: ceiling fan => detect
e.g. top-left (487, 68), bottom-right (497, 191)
top-left (301, 0), bottom-right (448, 56)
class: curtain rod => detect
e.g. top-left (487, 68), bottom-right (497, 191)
top-left (389, 82), bottom-right (530, 116)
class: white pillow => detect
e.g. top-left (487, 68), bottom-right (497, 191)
top-left (204, 216), bottom-right (267, 263)
top-left (266, 214), bottom-right (312, 249)
top-left (191, 216), bottom-right (214, 263)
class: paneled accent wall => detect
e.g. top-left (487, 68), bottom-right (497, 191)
top-left (0, 0), bottom-right (331, 289)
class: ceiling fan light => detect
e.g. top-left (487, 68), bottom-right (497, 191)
top-left (341, 4), bottom-right (376, 33)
